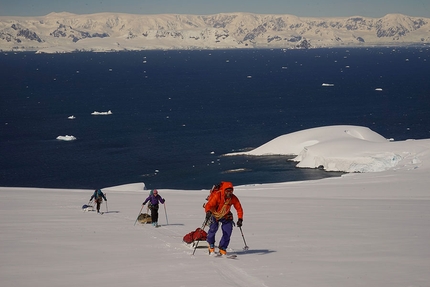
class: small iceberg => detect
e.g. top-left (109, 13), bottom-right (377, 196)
top-left (91, 110), bottom-right (112, 115)
top-left (322, 83), bottom-right (334, 87)
top-left (68, 115), bottom-right (76, 119)
top-left (222, 168), bottom-right (250, 174)
top-left (56, 135), bottom-right (76, 141)
top-left (375, 88), bottom-right (383, 91)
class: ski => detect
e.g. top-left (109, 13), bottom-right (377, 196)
top-left (215, 254), bottom-right (237, 259)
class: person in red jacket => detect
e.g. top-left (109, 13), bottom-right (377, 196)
top-left (204, 181), bottom-right (243, 256)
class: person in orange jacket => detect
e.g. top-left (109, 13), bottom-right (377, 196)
top-left (204, 181), bottom-right (243, 256)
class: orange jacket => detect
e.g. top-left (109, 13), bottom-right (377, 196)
top-left (204, 182), bottom-right (243, 221)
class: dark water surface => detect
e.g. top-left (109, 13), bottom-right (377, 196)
top-left (1, 48), bottom-right (429, 189)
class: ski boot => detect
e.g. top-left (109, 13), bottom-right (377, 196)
top-left (208, 244), bottom-right (215, 255)
top-left (217, 248), bottom-right (227, 256)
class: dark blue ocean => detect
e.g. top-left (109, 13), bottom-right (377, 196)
top-left (1, 47), bottom-right (429, 190)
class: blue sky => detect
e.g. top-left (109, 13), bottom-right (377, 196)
top-left (1, 0), bottom-right (429, 18)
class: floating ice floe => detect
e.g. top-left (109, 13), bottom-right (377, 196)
top-left (222, 168), bottom-right (249, 173)
top-left (56, 135), bottom-right (76, 141)
top-left (91, 110), bottom-right (112, 115)
top-left (68, 115), bottom-right (75, 119)
top-left (322, 83), bottom-right (334, 87)
top-left (375, 88), bottom-right (383, 91)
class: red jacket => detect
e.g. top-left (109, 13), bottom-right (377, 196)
top-left (204, 182), bottom-right (243, 221)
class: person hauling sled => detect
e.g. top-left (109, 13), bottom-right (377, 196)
top-left (142, 189), bottom-right (165, 227)
top-left (204, 181), bottom-right (243, 256)
top-left (90, 189), bottom-right (107, 213)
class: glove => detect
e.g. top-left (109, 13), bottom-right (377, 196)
top-left (205, 211), bottom-right (212, 220)
top-left (237, 218), bottom-right (243, 227)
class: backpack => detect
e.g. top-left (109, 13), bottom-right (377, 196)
top-left (203, 182), bottom-right (223, 208)
top-left (183, 228), bottom-right (207, 244)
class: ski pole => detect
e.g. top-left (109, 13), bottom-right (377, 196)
top-left (163, 202), bottom-right (169, 225)
top-left (88, 199), bottom-right (94, 209)
top-left (89, 199), bottom-right (95, 211)
top-left (105, 193), bottom-right (108, 213)
top-left (239, 226), bottom-right (249, 251)
top-left (134, 205), bottom-right (144, 226)
top-left (192, 217), bottom-right (209, 255)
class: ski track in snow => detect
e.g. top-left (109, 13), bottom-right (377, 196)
top-left (77, 203), bottom-right (267, 286)
top-left (211, 260), bottom-right (268, 287)
top-left (154, 227), bottom-right (267, 287)
top-left (139, 223), bottom-right (268, 287)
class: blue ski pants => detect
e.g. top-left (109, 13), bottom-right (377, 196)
top-left (206, 217), bottom-right (233, 250)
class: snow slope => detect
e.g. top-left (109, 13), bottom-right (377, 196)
top-left (1, 125), bottom-right (429, 287)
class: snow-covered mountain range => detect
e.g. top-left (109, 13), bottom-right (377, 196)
top-left (1, 12), bottom-right (429, 53)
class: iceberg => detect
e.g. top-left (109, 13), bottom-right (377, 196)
top-left (56, 135), bottom-right (76, 141)
top-left (91, 110), bottom-right (112, 115)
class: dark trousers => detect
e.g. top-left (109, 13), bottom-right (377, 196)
top-left (207, 217), bottom-right (233, 251)
top-left (95, 198), bottom-right (102, 212)
top-left (150, 204), bottom-right (159, 223)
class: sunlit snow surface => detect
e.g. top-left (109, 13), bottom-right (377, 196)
top-left (228, 125), bottom-right (430, 172)
top-left (1, 125), bottom-right (430, 287)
